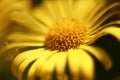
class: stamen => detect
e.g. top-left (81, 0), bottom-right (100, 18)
top-left (44, 18), bottom-right (87, 51)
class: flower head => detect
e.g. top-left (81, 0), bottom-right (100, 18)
top-left (44, 18), bottom-right (88, 51)
top-left (1, 0), bottom-right (120, 80)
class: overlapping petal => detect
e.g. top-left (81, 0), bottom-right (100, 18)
top-left (12, 48), bottom-right (95, 80)
top-left (80, 45), bottom-right (112, 70)
top-left (68, 49), bottom-right (94, 80)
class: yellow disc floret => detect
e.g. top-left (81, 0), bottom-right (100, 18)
top-left (44, 18), bottom-right (87, 51)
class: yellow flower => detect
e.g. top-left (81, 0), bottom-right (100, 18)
top-left (2, 0), bottom-right (120, 80)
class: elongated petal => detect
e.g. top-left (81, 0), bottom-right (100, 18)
top-left (102, 27), bottom-right (120, 41)
top-left (10, 11), bottom-right (49, 35)
top-left (85, 0), bottom-right (106, 24)
top-left (17, 49), bottom-right (46, 80)
top-left (72, 0), bottom-right (96, 22)
top-left (5, 32), bottom-right (45, 42)
top-left (90, 11), bottom-right (120, 32)
top-left (80, 45), bottom-right (112, 70)
top-left (27, 50), bottom-right (56, 80)
top-left (87, 26), bottom-right (120, 44)
top-left (11, 48), bottom-right (44, 77)
top-left (43, 0), bottom-right (59, 20)
top-left (0, 42), bottom-right (44, 56)
top-left (56, 0), bottom-right (72, 18)
top-left (38, 52), bottom-right (66, 80)
top-left (68, 49), bottom-right (94, 80)
top-left (27, 51), bottom-right (67, 80)
top-left (89, 2), bottom-right (120, 28)
top-left (55, 52), bottom-right (67, 80)
top-left (32, 5), bottom-right (55, 28)
top-left (88, 20), bottom-right (120, 37)
top-left (43, 0), bottom-right (73, 21)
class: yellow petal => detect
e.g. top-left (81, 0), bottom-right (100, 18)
top-left (56, 0), bottom-right (73, 17)
top-left (27, 50), bottom-right (56, 80)
top-left (10, 11), bottom-right (49, 35)
top-left (68, 50), bottom-right (80, 78)
top-left (43, 0), bottom-right (59, 20)
top-left (80, 45), bottom-right (112, 70)
top-left (32, 4), bottom-right (55, 28)
top-left (0, 42), bottom-right (44, 56)
top-left (85, 0), bottom-right (105, 24)
top-left (43, 0), bottom-right (73, 20)
top-left (87, 20), bottom-right (120, 39)
top-left (28, 51), bottom-right (67, 80)
top-left (91, 10), bottom-right (120, 31)
top-left (17, 49), bottom-right (46, 80)
top-left (89, 2), bottom-right (119, 28)
top-left (54, 52), bottom-right (67, 80)
top-left (71, 0), bottom-right (96, 21)
top-left (68, 49), bottom-right (94, 80)
top-left (11, 48), bottom-right (44, 77)
top-left (40, 53), bottom-right (66, 80)
top-left (88, 26), bottom-right (120, 44)
top-left (6, 32), bottom-right (45, 42)
top-left (87, 26), bottom-right (120, 45)
top-left (103, 26), bottom-right (120, 41)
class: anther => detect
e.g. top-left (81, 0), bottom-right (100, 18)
top-left (44, 18), bottom-right (87, 51)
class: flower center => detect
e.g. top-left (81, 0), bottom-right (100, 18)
top-left (44, 18), bottom-right (87, 52)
